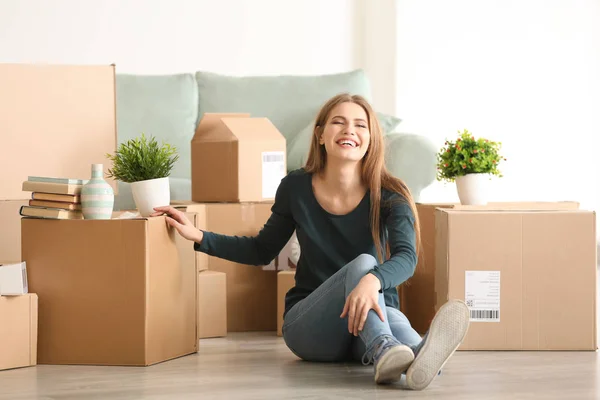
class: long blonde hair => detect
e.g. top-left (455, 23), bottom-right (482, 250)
top-left (304, 93), bottom-right (421, 263)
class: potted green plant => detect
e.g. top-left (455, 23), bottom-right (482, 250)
top-left (106, 134), bottom-right (179, 216)
top-left (436, 129), bottom-right (505, 205)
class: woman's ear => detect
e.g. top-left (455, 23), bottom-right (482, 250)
top-left (315, 126), bottom-right (324, 145)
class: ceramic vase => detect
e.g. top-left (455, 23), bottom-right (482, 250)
top-left (130, 177), bottom-right (170, 217)
top-left (455, 173), bottom-right (489, 205)
top-left (81, 163), bottom-right (114, 219)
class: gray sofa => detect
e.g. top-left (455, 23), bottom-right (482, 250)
top-left (113, 69), bottom-right (437, 210)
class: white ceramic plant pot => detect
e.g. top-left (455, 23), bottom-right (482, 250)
top-left (130, 177), bottom-right (170, 217)
top-left (455, 173), bottom-right (489, 205)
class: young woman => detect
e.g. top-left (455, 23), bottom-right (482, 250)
top-left (152, 93), bottom-right (470, 390)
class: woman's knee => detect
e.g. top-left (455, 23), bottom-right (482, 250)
top-left (347, 253), bottom-right (377, 273)
top-left (344, 253), bottom-right (377, 287)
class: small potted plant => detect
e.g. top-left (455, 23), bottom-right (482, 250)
top-left (106, 134), bottom-right (179, 216)
top-left (436, 129), bottom-right (505, 205)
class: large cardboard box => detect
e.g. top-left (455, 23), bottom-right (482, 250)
top-left (198, 270), bottom-right (227, 339)
top-left (400, 201), bottom-right (581, 334)
top-left (0, 64), bottom-right (117, 261)
top-left (191, 113), bottom-right (286, 203)
top-left (277, 271), bottom-right (296, 337)
top-left (21, 216), bottom-right (197, 366)
top-left (434, 208), bottom-right (597, 350)
top-left (174, 201), bottom-right (277, 332)
top-left (0, 64), bottom-right (117, 199)
top-left (0, 294), bottom-right (38, 371)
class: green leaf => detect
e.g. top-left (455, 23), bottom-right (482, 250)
top-left (435, 129), bottom-right (504, 182)
top-left (105, 133), bottom-right (179, 183)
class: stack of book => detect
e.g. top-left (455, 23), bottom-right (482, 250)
top-left (20, 176), bottom-right (88, 219)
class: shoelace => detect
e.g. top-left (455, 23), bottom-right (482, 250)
top-left (361, 334), bottom-right (397, 366)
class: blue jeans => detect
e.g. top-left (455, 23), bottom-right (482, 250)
top-left (282, 254), bottom-right (423, 362)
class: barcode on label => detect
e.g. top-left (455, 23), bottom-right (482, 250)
top-left (470, 310), bottom-right (499, 321)
top-left (262, 153), bottom-right (284, 163)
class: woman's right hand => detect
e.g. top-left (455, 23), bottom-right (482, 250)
top-left (150, 206), bottom-right (204, 243)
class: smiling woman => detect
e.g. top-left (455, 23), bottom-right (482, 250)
top-left (153, 93), bottom-right (470, 391)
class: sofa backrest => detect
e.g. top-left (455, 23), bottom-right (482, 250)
top-left (116, 73), bottom-right (198, 180)
top-left (116, 69), bottom-right (373, 181)
top-left (194, 69), bottom-right (372, 143)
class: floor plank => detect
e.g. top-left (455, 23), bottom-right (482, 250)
top-left (0, 332), bottom-right (598, 400)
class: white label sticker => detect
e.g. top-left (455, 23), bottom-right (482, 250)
top-left (465, 271), bottom-right (500, 322)
top-left (261, 151), bottom-right (285, 199)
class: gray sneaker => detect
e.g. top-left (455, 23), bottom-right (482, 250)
top-left (405, 299), bottom-right (470, 390)
top-left (362, 335), bottom-right (415, 384)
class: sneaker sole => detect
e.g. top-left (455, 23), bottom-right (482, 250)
top-left (405, 299), bottom-right (470, 390)
top-left (374, 345), bottom-right (414, 385)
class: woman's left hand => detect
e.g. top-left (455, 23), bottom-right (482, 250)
top-left (340, 273), bottom-right (385, 336)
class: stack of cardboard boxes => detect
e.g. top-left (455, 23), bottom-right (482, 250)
top-left (0, 63), bottom-right (300, 370)
top-left (0, 64), bottom-right (119, 369)
top-left (1, 64), bottom-right (200, 367)
top-left (179, 112), bottom-right (290, 334)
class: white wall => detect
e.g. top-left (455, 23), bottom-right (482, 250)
top-left (0, 0), bottom-right (361, 76)
top-left (360, 0), bottom-right (397, 116)
top-left (392, 0), bottom-right (600, 216)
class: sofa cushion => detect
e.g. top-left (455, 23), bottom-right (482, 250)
top-left (115, 73), bottom-right (198, 180)
top-left (384, 133), bottom-right (438, 201)
top-left (194, 69), bottom-right (372, 145)
top-left (286, 112), bottom-right (402, 172)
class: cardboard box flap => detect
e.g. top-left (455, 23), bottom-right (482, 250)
top-left (221, 117), bottom-right (286, 141)
top-left (437, 201), bottom-right (580, 211)
top-left (440, 208), bottom-right (586, 216)
top-left (193, 113), bottom-right (251, 142)
top-left (0, 63), bottom-right (117, 200)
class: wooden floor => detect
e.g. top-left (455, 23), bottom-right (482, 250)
top-left (0, 332), bottom-right (598, 400)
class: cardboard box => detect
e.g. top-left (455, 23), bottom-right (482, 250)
top-left (0, 261), bottom-right (28, 295)
top-left (21, 216), bottom-right (197, 366)
top-left (0, 200), bottom-right (29, 261)
top-left (277, 271), bottom-right (296, 337)
top-left (0, 64), bottom-right (117, 262)
top-left (198, 270), bottom-right (227, 339)
top-left (0, 63), bottom-right (117, 200)
top-left (0, 294), bottom-right (38, 371)
top-left (174, 201), bottom-right (277, 332)
top-left (400, 201), bottom-right (581, 334)
top-left (191, 113), bottom-right (286, 203)
top-left (434, 208), bottom-right (597, 350)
